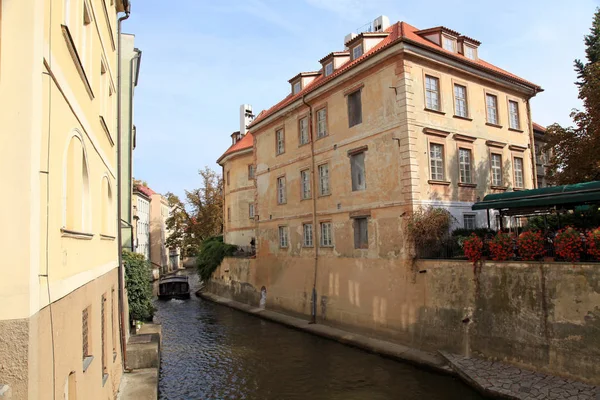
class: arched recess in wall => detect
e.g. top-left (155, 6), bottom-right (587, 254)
top-left (62, 130), bottom-right (92, 232)
top-left (101, 174), bottom-right (113, 235)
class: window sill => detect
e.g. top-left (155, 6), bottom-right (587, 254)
top-left (491, 185), bottom-right (508, 191)
top-left (276, 152), bottom-right (285, 156)
top-left (316, 134), bottom-right (329, 141)
top-left (453, 115), bottom-right (472, 121)
top-left (424, 107), bottom-right (445, 115)
top-left (301, 197), bottom-right (312, 201)
top-left (320, 245), bottom-right (334, 248)
top-left (318, 193), bottom-right (332, 198)
top-left (508, 127), bottom-right (524, 133)
top-left (513, 187), bottom-right (525, 191)
top-left (351, 188), bottom-right (367, 192)
top-left (99, 116), bottom-right (114, 147)
top-left (485, 122), bottom-right (503, 129)
top-left (428, 180), bottom-right (451, 186)
top-left (298, 142), bottom-right (311, 148)
top-left (302, 245), bottom-right (314, 249)
top-left (458, 182), bottom-right (477, 188)
top-left (61, 228), bottom-right (94, 240)
top-left (100, 234), bottom-right (116, 241)
top-left (83, 356), bottom-right (94, 373)
top-left (277, 202), bottom-right (287, 206)
top-left (102, 373), bottom-right (109, 387)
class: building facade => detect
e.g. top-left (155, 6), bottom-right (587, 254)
top-left (150, 192), bottom-right (170, 274)
top-left (0, 0), bottom-right (131, 398)
top-left (133, 187), bottom-right (151, 261)
top-left (533, 123), bottom-right (552, 188)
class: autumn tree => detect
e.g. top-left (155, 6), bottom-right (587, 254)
top-left (544, 8), bottom-right (600, 184)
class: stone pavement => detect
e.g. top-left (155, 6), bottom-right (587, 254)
top-left (440, 352), bottom-right (600, 400)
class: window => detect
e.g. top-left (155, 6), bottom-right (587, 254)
top-left (514, 157), bottom-right (524, 188)
top-left (293, 81), bottom-right (301, 94)
top-left (443, 36), bottom-right (455, 52)
top-left (277, 176), bottom-right (286, 204)
top-left (318, 164), bottom-right (330, 195)
top-left (300, 169), bottom-right (311, 199)
top-left (465, 46), bottom-right (476, 60)
top-left (279, 226), bottom-right (288, 248)
top-left (325, 62), bottom-right (333, 77)
top-left (458, 148), bottom-right (472, 184)
top-left (111, 287), bottom-right (116, 356)
top-left (249, 203), bottom-right (255, 219)
top-left (101, 294), bottom-right (107, 376)
top-left (352, 44), bottom-right (363, 60)
top-left (425, 75), bottom-right (440, 111)
top-left (429, 143), bottom-right (444, 181)
top-left (454, 84), bottom-right (468, 117)
top-left (303, 223), bottom-right (313, 247)
top-left (82, 1), bottom-right (92, 72)
top-left (226, 171), bottom-right (230, 186)
top-left (82, 306), bottom-right (91, 360)
top-left (320, 222), bottom-right (333, 247)
top-left (227, 207), bottom-right (231, 222)
top-left (463, 214), bottom-right (476, 230)
top-left (350, 152), bottom-right (366, 191)
top-left (316, 108), bottom-right (327, 138)
top-left (508, 100), bottom-right (520, 130)
top-left (299, 117), bottom-right (309, 145)
top-left (64, 134), bottom-right (91, 232)
top-left (491, 153), bottom-right (503, 186)
top-left (347, 90), bottom-right (362, 127)
top-left (101, 177), bottom-right (113, 234)
top-left (354, 218), bottom-right (368, 249)
top-left (276, 128), bottom-right (285, 155)
top-left (486, 94), bottom-right (498, 125)
top-left (248, 165), bottom-right (255, 180)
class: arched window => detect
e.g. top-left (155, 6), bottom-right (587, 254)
top-left (63, 132), bottom-right (91, 232)
top-left (101, 176), bottom-right (113, 235)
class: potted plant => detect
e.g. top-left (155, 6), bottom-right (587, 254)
top-left (585, 227), bottom-right (600, 260)
top-left (517, 230), bottom-right (545, 261)
top-left (489, 232), bottom-right (514, 261)
top-left (463, 234), bottom-right (484, 265)
top-left (554, 227), bottom-right (583, 262)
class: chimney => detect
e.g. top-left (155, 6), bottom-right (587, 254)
top-left (373, 15), bottom-right (390, 32)
top-left (240, 104), bottom-right (254, 136)
top-left (344, 33), bottom-right (357, 50)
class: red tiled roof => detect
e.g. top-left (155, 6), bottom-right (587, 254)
top-left (135, 185), bottom-right (155, 198)
top-left (250, 22), bottom-right (541, 128)
top-left (533, 122), bottom-right (546, 133)
top-left (217, 132), bottom-right (254, 164)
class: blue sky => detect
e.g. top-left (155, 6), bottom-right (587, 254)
top-left (125, 0), bottom-right (599, 199)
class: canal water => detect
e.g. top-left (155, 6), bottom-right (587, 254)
top-left (155, 271), bottom-right (483, 400)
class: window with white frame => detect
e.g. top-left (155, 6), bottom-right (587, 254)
top-left (350, 152), bottom-right (366, 191)
top-left (443, 36), bottom-right (456, 52)
top-left (352, 44), bottom-right (363, 60)
top-left (486, 94), bottom-right (499, 125)
top-left (249, 203), bottom-right (255, 219)
top-left (463, 214), bottom-right (476, 230)
top-left (508, 100), bottom-right (520, 130)
top-left (299, 117), bottom-right (309, 145)
top-left (293, 81), bottom-right (301, 94)
top-left (459, 148), bottom-right (472, 184)
top-left (425, 75), bottom-right (440, 111)
top-left (318, 164), bottom-right (330, 195)
top-left (300, 169), bottom-right (311, 200)
top-left (276, 128), bottom-right (285, 155)
top-left (491, 153), bottom-right (503, 186)
top-left (325, 62), bottom-right (333, 77)
top-left (303, 223), bottom-right (313, 247)
top-left (429, 143), bottom-right (444, 181)
top-left (277, 176), bottom-right (286, 204)
top-left (320, 222), bottom-right (333, 247)
top-left (317, 108), bottom-right (327, 138)
top-left (278, 226), bottom-right (288, 248)
top-left (454, 84), bottom-right (468, 117)
top-left (514, 157), bottom-right (524, 188)
top-left (464, 45), bottom-right (476, 60)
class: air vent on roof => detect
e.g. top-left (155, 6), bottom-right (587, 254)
top-left (373, 15), bottom-right (390, 32)
top-left (240, 104), bottom-right (254, 136)
top-left (344, 33), bottom-right (358, 49)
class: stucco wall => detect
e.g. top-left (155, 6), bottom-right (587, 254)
top-left (208, 258), bottom-right (600, 385)
top-left (0, 319), bottom-right (29, 398)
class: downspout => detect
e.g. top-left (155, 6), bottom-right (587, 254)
top-left (526, 90), bottom-right (539, 188)
top-left (117, 3), bottom-right (131, 370)
top-left (128, 50), bottom-right (141, 252)
top-left (302, 95), bottom-right (319, 324)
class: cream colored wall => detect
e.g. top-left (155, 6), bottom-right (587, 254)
top-left (223, 151), bottom-right (256, 247)
top-left (150, 193), bottom-right (169, 270)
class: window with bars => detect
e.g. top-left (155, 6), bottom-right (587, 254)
top-left (277, 176), bottom-right (286, 204)
top-left (318, 164), bottom-right (330, 195)
top-left (454, 84), bottom-right (468, 117)
top-left (276, 129), bottom-right (285, 155)
top-left (509, 100), bottom-right (520, 130)
top-left (82, 306), bottom-right (91, 360)
top-left (514, 157), bottom-right (524, 188)
top-left (303, 223), bottom-right (313, 247)
top-left (320, 222), bottom-right (333, 247)
top-left (317, 108), bottom-right (327, 138)
top-left (299, 117), bottom-right (309, 145)
top-left (491, 153), bottom-right (503, 186)
top-left (486, 94), bottom-right (498, 124)
top-left (350, 152), bottom-right (366, 191)
top-left (429, 143), bottom-right (444, 181)
top-left (111, 287), bottom-right (116, 356)
top-left (249, 203), bottom-right (255, 219)
top-left (325, 62), bottom-right (333, 76)
top-left (347, 90), bottom-right (362, 127)
top-left (463, 214), bottom-right (476, 230)
top-left (459, 148), bottom-right (472, 183)
top-left (101, 294), bottom-right (106, 375)
top-left (354, 218), bottom-right (368, 249)
top-left (300, 169), bottom-right (311, 199)
top-left (425, 75), bottom-right (440, 111)
top-left (279, 226), bottom-right (288, 248)
top-left (248, 164), bottom-right (255, 180)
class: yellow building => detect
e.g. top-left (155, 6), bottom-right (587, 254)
top-left (0, 0), bottom-right (131, 398)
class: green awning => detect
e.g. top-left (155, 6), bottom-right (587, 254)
top-left (472, 181), bottom-right (600, 211)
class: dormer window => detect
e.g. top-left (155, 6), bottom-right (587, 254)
top-left (442, 35), bottom-right (456, 52)
top-left (464, 45), bottom-right (477, 60)
top-left (325, 62), bottom-right (333, 77)
top-left (293, 81), bottom-right (301, 95)
top-left (352, 44), bottom-right (363, 60)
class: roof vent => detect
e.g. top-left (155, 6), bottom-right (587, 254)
top-left (373, 15), bottom-right (390, 32)
top-left (240, 104), bottom-right (254, 136)
top-left (344, 33), bottom-right (358, 49)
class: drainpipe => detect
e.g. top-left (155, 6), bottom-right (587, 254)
top-left (302, 95), bottom-right (319, 324)
top-left (117, 2), bottom-right (131, 370)
top-left (526, 90), bottom-right (539, 189)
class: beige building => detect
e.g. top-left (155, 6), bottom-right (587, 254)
top-left (0, 0), bottom-right (132, 398)
top-left (150, 192), bottom-right (171, 275)
top-left (533, 123), bottom-right (552, 188)
top-left (133, 186), bottom-right (151, 261)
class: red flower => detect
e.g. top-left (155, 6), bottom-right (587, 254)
top-left (555, 227), bottom-right (583, 262)
top-left (517, 231), bottom-right (545, 261)
top-left (489, 232), bottom-right (514, 261)
top-left (463, 234), bottom-right (483, 265)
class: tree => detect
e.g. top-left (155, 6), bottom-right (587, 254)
top-left (544, 8), bottom-right (600, 185)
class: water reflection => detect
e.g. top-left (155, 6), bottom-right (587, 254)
top-left (155, 271), bottom-right (482, 400)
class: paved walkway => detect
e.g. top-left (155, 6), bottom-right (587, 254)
top-left (440, 352), bottom-right (600, 400)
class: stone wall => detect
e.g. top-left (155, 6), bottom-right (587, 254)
top-left (208, 257), bottom-right (600, 385)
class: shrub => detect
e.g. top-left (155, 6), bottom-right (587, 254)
top-left (586, 228), bottom-right (600, 260)
top-left (463, 234), bottom-right (484, 265)
top-left (196, 236), bottom-right (237, 281)
top-left (555, 227), bottom-right (584, 262)
top-left (452, 228), bottom-right (495, 238)
top-left (517, 230), bottom-right (545, 261)
top-left (407, 207), bottom-right (455, 255)
top-left (489, 232), bottom-right (514, 261)
top-left (123, 250), bottom-right (154, 321)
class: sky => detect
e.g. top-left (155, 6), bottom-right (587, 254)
top-left (125, 0), bottom-right (599, 199)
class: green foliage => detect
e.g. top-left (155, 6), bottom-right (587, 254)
top-left (524, 206), bottom-right (600, 231)
top-left (123, 251), bottom-right (154, 321)
top-left (452, 228), bottom-right (495, 238)
top-left (196, 236), bottom-right (237, 282)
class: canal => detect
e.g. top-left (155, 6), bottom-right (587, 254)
top-left (155, 271), bottom-right (484, 400)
